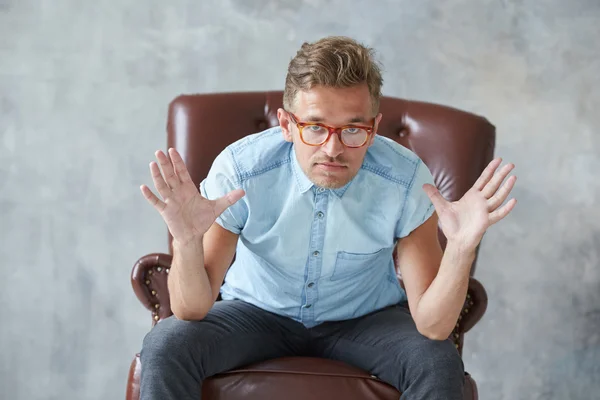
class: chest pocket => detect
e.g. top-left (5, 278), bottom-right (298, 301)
top-left (330, 248), bottom-right (387, 281)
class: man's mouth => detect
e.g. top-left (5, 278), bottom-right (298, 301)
top-left (318, 162), bottom-right (345, 167)
top-left (315, 162), bottom-right (347, 171)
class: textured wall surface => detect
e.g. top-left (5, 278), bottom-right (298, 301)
top-left (1, 1), bottom-right (599, 399)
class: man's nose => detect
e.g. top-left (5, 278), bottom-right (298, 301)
top-left (321, 132), bottom-right (344, 158)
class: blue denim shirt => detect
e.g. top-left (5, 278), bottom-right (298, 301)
top-left (200, 127), bottom-right (435, 328)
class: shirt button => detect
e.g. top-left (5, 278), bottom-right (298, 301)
top-left (317, 211), bottom-right (324, 218)
top-left (307, 282), bottom-right (314, 288)
top-left (317, 187), bottom-right (325, 193)
top-left (313, 251), bottom-right (320, 256)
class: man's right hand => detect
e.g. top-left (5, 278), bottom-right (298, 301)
top-left (140, 148), bottom-right (245, 246)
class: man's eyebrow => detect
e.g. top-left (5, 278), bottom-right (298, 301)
top-left (304, 114), bottom-right (324, 122)
top-left (303, 115), bottom-right (369, 124)
top-left (348, 116), bottom-right (368, 124)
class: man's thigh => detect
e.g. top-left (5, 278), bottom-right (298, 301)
top-left (141, 300), bottom-right (309, 379)
top-left (310, 304), bottom-right (464, 396)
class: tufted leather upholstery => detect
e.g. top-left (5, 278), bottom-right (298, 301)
top-left (127, 91), bottom-right (493, 399)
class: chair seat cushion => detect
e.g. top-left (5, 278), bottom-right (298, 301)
top-left (204, 357), bottom-right (399, 400)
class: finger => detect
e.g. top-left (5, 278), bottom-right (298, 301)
top-left (212, 189), bottom-right (246, 217)
top-left (489, 198), bottom-right (517, 225)
top-left (422, 183), bottom-right (448, 213)
top-left (156, 150), bottom-right (180, 189)
top-left (150, 162), bottom-right (171, 199)
top-left (473, 158), bottom-right (503, 191)
top-left (168, 148), bottom-right (193, 184)
top-left (140, 185), bottom-right (166, 212)
top-left (488, 175), bottom-right (517, 211)
top-left (482, 163), bottom-right (515, 199)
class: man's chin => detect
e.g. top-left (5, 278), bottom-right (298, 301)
top-left (309, 174), bottom-right (350, 189)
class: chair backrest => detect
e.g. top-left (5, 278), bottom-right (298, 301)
top-left (166, 91), bottom-right (495, 275)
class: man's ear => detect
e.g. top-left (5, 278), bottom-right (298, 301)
top-left (277, 108), bottom-right (294, 143)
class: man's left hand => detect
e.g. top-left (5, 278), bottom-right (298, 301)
top-left (422, 158), bottom-right (517, 252)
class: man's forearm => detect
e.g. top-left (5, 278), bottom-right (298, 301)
top-left (412, 242), bottom-right (476, 340)
top-left (168, 237), bottom-right (214, 320)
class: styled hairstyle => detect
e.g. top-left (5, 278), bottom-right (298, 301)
top-left (283, 36), bottom-right (383, 114)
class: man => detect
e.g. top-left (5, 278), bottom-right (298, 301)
top-left (139, 36), bottom-right (516, 399)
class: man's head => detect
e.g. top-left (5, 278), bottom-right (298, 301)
top-left (277, 36), bottom-right (384, 189)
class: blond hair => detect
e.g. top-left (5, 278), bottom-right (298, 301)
top-left (283, 36), bottom-right (383, 114)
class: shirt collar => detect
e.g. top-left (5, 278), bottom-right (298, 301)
top-left (291, 147), bottom-right (354, 198)
top-left (291, 147), bottom-right (314, 194)
top-left (331, 181), bottom-right (352, 198)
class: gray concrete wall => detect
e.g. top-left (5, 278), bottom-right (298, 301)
top-left (1, 1), bottom-right (598, 399)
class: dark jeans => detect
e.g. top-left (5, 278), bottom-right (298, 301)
top-left (140, 300), bottom-right (464, 400)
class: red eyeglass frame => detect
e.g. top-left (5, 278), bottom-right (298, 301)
top-left (287, 111), bottom-right (376, 148)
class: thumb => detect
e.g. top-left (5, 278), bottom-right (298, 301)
top-left (422, 183), bottom-right (447, 212)
top-left (213, 189), bottom-right (245, 217)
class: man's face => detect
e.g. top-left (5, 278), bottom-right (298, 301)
top-left (278, 84), bottom-right (382, 189)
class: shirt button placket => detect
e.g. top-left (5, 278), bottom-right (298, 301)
top-left (304, 188), bottom-right (328, 323)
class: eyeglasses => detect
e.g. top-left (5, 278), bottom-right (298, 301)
top-left (287, 112), bottom-right (375, 148)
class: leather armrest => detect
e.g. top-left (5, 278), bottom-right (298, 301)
top-left (131, 253), bottom-right (174, 325)
top-left (459, 277), bottom-right (488, 333)
top-left (450, 277), bottom-right (488, 354)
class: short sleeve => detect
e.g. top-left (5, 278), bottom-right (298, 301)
top-left (395, 159), bottom-right (436, 238)
top-left (199, 148), bottom-right (248, 235)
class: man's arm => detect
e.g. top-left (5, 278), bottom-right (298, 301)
top-left (140, 147), bottom-right (244, 321)
top-left (169, 223), bottom-right (238, 321)
top-left (396, 213), bottom-right (475, 340)
top-left (398, 157), bottom-right (517, 340)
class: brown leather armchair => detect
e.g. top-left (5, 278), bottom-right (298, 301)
top-left (127, 92), bottom-right (493, 400)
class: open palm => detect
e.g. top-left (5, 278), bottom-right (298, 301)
top-left (423, 158), bottom-right (517, 250)
top-left (140, 148), bottom-right (245, 245)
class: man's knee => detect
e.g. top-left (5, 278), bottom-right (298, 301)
top-left (386, 337), bottom-right (463, 399)
top-left (139, 316), bottom-right (217, 398)
top-left (405, 337), bottom-right (464, 393)
top-left (141, 316), bottom-right (203, 365)
top-left (419, 338), bottom-right (464, 375)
